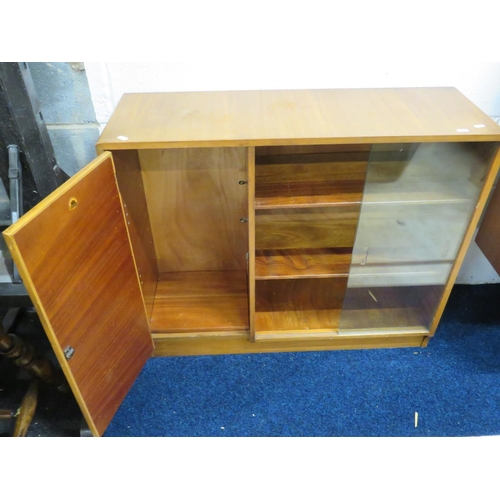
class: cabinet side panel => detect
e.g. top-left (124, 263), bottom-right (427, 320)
top-left (111, 150), bottom-right (159, 319)
top-left (476, 166), bottom-right (500, 275)
top-left (139, 148), bottom-right (248, 272)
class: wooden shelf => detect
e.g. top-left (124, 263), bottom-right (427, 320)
top-left (255, 309), bottom-right (342, 339)
top-left (150, 271), bottom-right (249, 333)
top-left (339, 285), bottom-right (441, 332)
top-left (255, 277), bottom-right (347, 336)
top-left (255, 248), bottom-right (351, 280)
top-left (255, 179), bottom-right (365, 209)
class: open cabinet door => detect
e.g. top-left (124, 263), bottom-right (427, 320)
top-left (3, 152), bottom-right (153, 436)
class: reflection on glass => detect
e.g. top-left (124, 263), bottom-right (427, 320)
top-left (339, 142), bottom-right (496, 334)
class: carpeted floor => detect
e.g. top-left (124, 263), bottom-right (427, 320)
top-left (104, 284), bottom-right (500, 437)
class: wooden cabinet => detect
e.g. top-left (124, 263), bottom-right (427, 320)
top-left (3, 88), bottom-right (500, 436)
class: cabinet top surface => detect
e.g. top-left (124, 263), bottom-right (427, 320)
top-left (97, 87), bottom-right (500, 149)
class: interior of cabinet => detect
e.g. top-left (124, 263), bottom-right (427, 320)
top-left (110, 140), bottom-right (497, 341)
top-left (112, 147), bottom-right (250, 335)
top-left (253, 145), bottom-right (369, 338)
top-left (253, 142), bottom-right (498, 339)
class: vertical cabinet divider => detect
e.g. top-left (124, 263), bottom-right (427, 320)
top-left (247, 146), bottom-right (256, 342)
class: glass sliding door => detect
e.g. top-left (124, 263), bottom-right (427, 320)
top-left (339, 142), bottom-right (497, 334)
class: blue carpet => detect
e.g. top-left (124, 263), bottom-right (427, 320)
top-left (105, 284), bottom-right (500, 437)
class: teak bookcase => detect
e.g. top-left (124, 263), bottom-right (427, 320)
top-left (4, 88), bottom-right (500, 436)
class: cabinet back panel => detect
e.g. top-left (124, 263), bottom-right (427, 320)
top-left (139, 148), bottom-right (248, 272)
top-left (255, 206), bottom-right (360, 250)
top-left (255, 161), bottom-right (367, 208)
top-left (255, 144), bottom-right (369, 209)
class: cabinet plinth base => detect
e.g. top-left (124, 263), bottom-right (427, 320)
top-left (152, 331), bottom-right (428, 357)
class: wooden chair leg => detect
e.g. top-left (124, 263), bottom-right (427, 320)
top-left (1, 313), bottom-right (69, 436)
top-left (13, 380), bottom-right (38, 437)
top-left (0, 323), bottom-right (68, 392)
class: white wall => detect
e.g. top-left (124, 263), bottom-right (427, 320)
top-left (85, 62), bottom-right (500, 126)
top-left (83, 62), bottom-right (500, 284)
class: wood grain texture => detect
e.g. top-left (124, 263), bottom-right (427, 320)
top-left (256, 152), bottom-right (371, 165)
top-left (255, 144), bottom-right (372, 156)
top-left (13, 380), bottom-right (38, 437)
top-left (255, 161), bottom-right (367, 209)
top-left (255, 248), bottom-right (351, 279)
top-left (255, 278), bottom-right (348, 335)
top-left (476, 154), bottom-right (500, 274)
top-left (139, 148), bottom-right (248, 272)
top-left (111, 150), bottom-right (158, 318)
top-left (255, 206), bottom-right (360, 250)
top-left (150, 271), bottom-right (249, 333)
top-left (97, 88), bottom-right (500, 150)
top-left (3, 153), bottom-right (153, 436)
top-left (247, 147), bottom-right (256, 342)
top-left (152, 331), bottom-right (425, 356)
